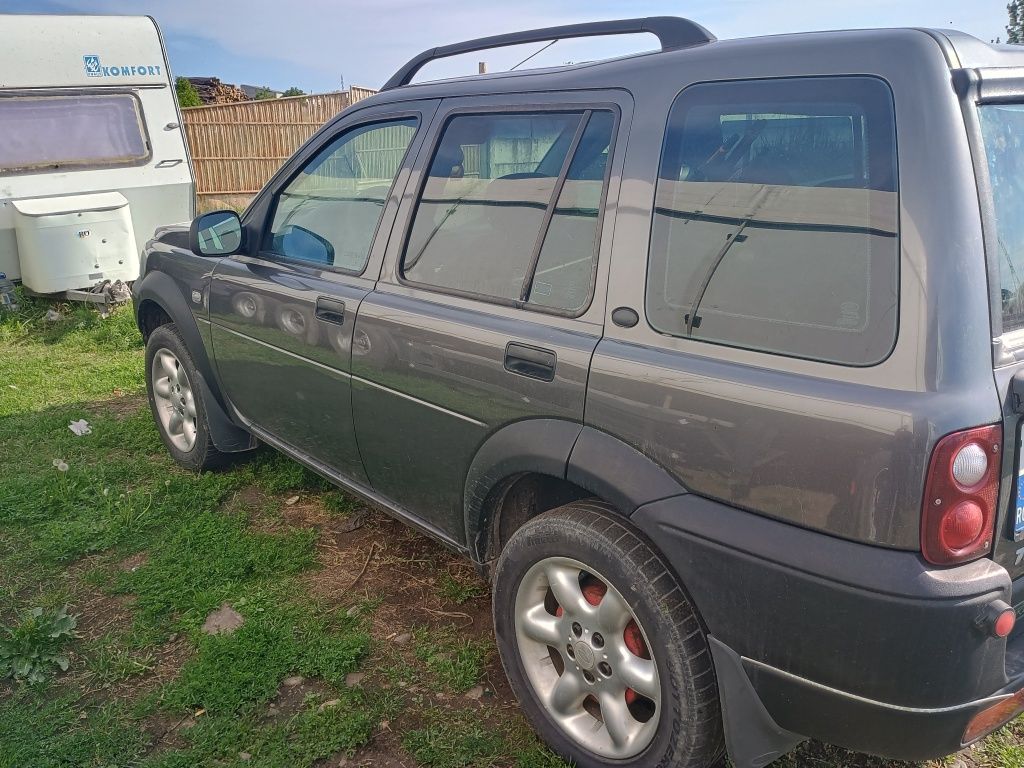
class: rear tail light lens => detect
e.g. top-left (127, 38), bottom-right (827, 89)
top-left (921, 425), bottom-right (1001, 566)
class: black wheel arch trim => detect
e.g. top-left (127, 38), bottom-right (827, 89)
top-left (464, 418), bottom-right (583, 563)
top-left (463, 420), bottom-right (689, 564)
top-left (566, 426), bottom-right (688, 515)
top-left (133, 271), bottom-right (256, 453)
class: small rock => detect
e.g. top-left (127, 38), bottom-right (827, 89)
top-left (464, 685), bottom-right (484, 701)
top-left (345, 672), bottom-right (365, 687)
top-left (318, 699), bottom-right (341, 712)
top-left (337, 508), bottom-right (371, 533)
top-left (393, 632), bottom-right (412, 645)
top-left (238, 752), bottom-right (252, 762)
top-left (283, 675), bottom-right (305, 687)
top-left (201, 604), bottom-right (245, 635)
top-left (346, 605), bottom-right (360, 617)
top-left (168, 633), bottom-right (179, 643)
top-left (78, 712), bottom-right (87, 720)
top-left (267, 707), bottom-right (279, 718)
top-left (284, 495), bottom-right (299, 506)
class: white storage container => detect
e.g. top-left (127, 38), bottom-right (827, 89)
top-left (11, 192), bottom-right (138, 294)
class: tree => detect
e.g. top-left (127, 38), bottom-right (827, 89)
top-left (175, 76), bottom-right (202, 108)
top-left (1009, 0), bottom-right (1024, 44)
top-left (282, 87), bottom-right (305, 97)
top-left (253, 86), bottom-right (277, 100)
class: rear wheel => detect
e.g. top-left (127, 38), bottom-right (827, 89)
top-left (493, 500), bottom-right (723, 768)
top-left (145, 324), bottom-right (225, 472)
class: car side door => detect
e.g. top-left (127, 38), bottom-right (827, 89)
top-left (351, 91), bottom-right (631, 542)
top-left (208, 100), bottom-right (438, 484)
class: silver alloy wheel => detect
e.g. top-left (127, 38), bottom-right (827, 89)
top-left (513, 556), bottom-right (661, 760)
top-left (151, 348), bottom-right (198, 452)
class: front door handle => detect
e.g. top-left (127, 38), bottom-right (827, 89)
top-left (315, 296), bottom-right (346, 325)
top-left (504, 342), bottom-right (556, 382)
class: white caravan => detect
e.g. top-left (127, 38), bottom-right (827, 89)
top-left (0, 14), bottom-right (192, 300)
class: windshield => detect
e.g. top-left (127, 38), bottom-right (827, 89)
top-left (980, 104), bottom-right (1024, 334)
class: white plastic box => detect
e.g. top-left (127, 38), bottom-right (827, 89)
top-left (11, 192), bottom-right (138, 294)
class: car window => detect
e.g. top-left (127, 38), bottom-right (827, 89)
top-left (979, 104), bottom-right (1024, 335)
top-left (267, 118), bottom-right (418, 271)
top-left (402, 110), bottom-right (615, 312)
top-left (0, 94), bottom-right (148, 174)
top-left (647, 77), bottom-right (899, 365)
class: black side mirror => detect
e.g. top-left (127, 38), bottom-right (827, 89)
top-left (189, 210), bottom-right (243, 257)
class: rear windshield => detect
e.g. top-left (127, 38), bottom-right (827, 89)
top-left (0, 94), bottom-right (149, 174)
top-left (980, 104), bottom-right (1024, 334)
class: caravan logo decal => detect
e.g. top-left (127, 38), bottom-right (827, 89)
top-left (83, 55), bottom-right (102, 77)
top-left (83, 55), bottom-right (162, 78)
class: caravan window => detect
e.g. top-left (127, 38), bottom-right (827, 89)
top-left (0, 94), bottom-right (149, 174)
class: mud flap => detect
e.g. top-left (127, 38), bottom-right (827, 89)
top-left (709, 637), bottom-right (806, 768)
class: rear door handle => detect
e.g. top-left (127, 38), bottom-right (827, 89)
top-left (315, 296), bottom-right (346, 325)
top-left (504, 342), bottom-right (556, 382)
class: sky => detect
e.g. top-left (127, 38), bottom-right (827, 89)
top-left (3, 0), bottom-right (1016, 92)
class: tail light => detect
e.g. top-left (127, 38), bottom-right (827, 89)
top-left (921, 425), bottom-right (1001, 566)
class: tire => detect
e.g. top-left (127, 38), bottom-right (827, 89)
top-left (493, 500), bottom-right (724, 768)
top-left (145, 323), bottom-right (226, 472)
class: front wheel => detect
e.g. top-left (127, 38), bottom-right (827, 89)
top-left (493, 500), bottom-right (723, 768)
top-left (145, 323), bottom-right (226, 472)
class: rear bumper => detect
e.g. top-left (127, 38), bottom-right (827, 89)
top-left (631, 494), bottom-right (1023, 764)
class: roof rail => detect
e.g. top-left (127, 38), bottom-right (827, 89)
top-left (381, 16), bottom-right (715, 90)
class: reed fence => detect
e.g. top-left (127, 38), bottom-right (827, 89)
top-left (182, 87), bottom-right (376, 210)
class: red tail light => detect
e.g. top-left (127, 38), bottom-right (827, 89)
top-left (921, 425), bottom-right (1002, 566)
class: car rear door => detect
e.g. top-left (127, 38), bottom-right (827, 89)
top-left (350, 90), bottom-right (631, 541)
top-left (208, 100), bottom-right (438, 484)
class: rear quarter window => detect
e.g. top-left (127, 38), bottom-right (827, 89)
top-left (646, 76), bottom-right (899, 366)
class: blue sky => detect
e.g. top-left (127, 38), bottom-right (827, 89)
top-left (5, 0), bottom-right (1016, 92)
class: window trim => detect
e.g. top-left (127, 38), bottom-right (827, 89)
top-left (396, 102), bottom-right (620, 319)
top-left (0, 89), bottom-right (152, 176)
top-left (257, 113), bottom-right (422, 276)
top-left (644, 74), bottom-right (901, 368)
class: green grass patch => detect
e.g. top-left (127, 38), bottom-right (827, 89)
top-left (413, 626), bottom-right (489, 693)
top-left (438, 571), bottom-right (486, 605)
top-left (0, 689), bottom-right (146, 768)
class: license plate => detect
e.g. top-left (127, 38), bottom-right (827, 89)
top-left (1016, 433), bottom-right (1024, 539)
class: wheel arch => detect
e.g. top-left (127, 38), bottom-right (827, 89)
top-left (133, 271), bottom-right (255, 453)
top-left (464, 420), bottom-right (689, 574)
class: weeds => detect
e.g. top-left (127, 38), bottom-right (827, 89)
top-left (0, 605), bottom-right (78, 684)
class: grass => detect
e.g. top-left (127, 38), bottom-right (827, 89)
top-left (0, 291), bottom-right (559, 767)
top-left (3, 289), bottom-right (1023, 767)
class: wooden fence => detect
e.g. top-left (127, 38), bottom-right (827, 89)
top-left (182, 87), bottom-right (377, 210)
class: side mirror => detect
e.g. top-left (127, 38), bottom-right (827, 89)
top-left (189, 210), bottom-right (242, 256)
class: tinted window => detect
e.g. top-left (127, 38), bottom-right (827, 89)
top-left (647, 77), bottom-right (899, 365)
top-left (403, 110), bottom-right (614, 311)
top-left (268, 118), bottom-right (417, 271)
top-left (979, 104), bottom-right (1024, 334)
top-left (0, 95), bottom-right (148, 173)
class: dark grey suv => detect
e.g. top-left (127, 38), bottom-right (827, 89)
top-left (134, 17), bottom-right (1024, 767)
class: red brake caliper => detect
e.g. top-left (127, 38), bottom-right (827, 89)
top-left (554, 578), bottom-right (649, 706)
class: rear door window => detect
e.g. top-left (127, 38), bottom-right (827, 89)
top-left (647, 76), bottom-right (899, 365)
top-left (0, 94), bottom-right (149, 174)
top-left (401, 109), bottom-right (616, 313)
